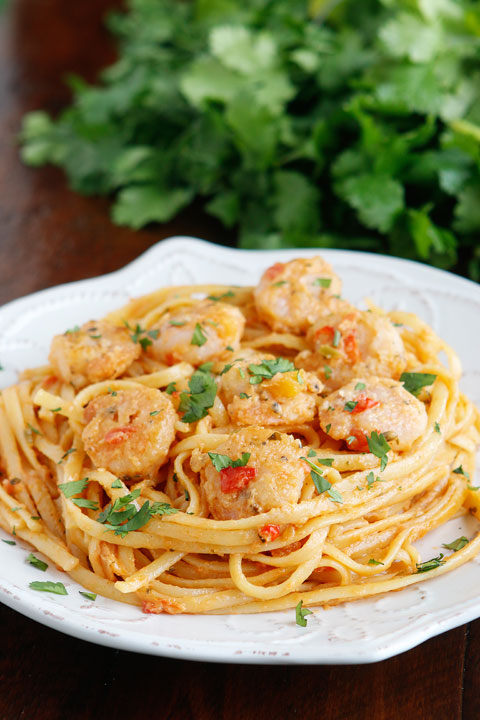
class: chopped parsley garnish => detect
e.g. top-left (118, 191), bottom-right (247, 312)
top-left (467, 484), bottom-right (480, 491)
top-left (355, 382), bottom-right (366, 391)
top-left (184, 489), bottom-right (190, 501)
top-left (239, 392), bottom-right (251, 399)
top-left (368, 559), bottom-right (384, 566)
top-left (295, 600), bottom-right (313, 627)
top-left (79, 591), bottom-right (97, 601)
top-left (27, 553), bottom-right (48, 571)
top-left (207, 290), bottom-right (234, 302)
top-left (248, 357), bottom-right (295, 385)
top-left (332, 329), bottom-right (341, 347)
top-left (314, 277), bottom-right (332, 288)
top-left (302, 457), bottom-right (342, 503)
top-left (71, 498), bottom-right (99, 510)
top-left (272, 280), bottom-right (287, 287)
top-left (226, 345), bottom-right (234, 352)
top-left (324, 365), bottom-right (332, 379)
top-left (51, 407), bottom-right (62, 413)
top-left (191, 323), bottom-right (207, 346)
top-left (165, 382), bottom-right (177, 395)
top-left (178, 366), bottom-right (217, 423)
top-left (326, 424), bottom-right (331, 434)
top-left (208, 452), bottom-right (250, 472)
top-left (416, 554), bottom-right (446, 573)
top-left (367, 432), bottom-right (391, 471)
top-left (111, 478), bottom-right (123, 489)
top-left (453, 465), bottom-right (471, 481)
top-left (400, 372), bottom-right (437, 397)
top-left (318, 458), bottom-right (334, 467)
top-left (169, 320), bottom-right (187, 326)
top-left (366, 472), bottom-right (382, 488)
top-left (29, 581), bottom-right (68, 595)
top-left (442, 536), bottom-right (468, 552)
top-left (64, 325), bottom-right (80, 334)
top-left (344, 400), bottom-right (358, 413)
top-left (2, 539), bottom-right (15, 545)
top-left (31, 516), bottom-right (40, 521)
top-left (26, 423), bottom-right (42, 437)
top-left (108, 387), bottom-right (118, 396)
top-left (434, 422), bottom-right (441, 433)
top-left (149, 410), bottom-right (160, 416)
top-left (58, 478), bottom-right (88, 498)
top-left (124, 321), bottom-right (159, 351)
top-left (57, 448), bottom-right (76, 465)
top-left (307, 449), bottom-right (317, 457)
top-left (98, 490), bottom-right (179, 537)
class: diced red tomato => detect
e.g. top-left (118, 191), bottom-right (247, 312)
top-left (104, 426), bottom-right (136, 445)
top-left (142, 599), bottom-right (183, 615)
top-left (315, 325), bottom-right (335, 343)
top-left (344, 332), bottom-right (360, 364)
top-left (347, 430), bottom-right (369, 453)
top-left (220, 465), bottom-right (256, 493)
top-left (264, 262), bottom-right (285, 281)
top-left (258, 524), bottom-right (281, 542)
top-left (351, 393), bottom-right (380, 414)
top-left (42, 375), bottom-right (58, 388)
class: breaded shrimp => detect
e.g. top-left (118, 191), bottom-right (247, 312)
top-left (49, 320), bottom-right (141, 389)
top-left (82, 386), bottom-right (177, 478)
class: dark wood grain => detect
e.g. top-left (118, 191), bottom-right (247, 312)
top-left (0, 2), bottom-right (473, 719)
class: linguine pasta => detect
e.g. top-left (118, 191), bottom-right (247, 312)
top-left (0, 257), bottom-right (479, 618)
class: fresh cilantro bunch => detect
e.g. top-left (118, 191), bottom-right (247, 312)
top-left (19, 0), bottom-right (480, 278)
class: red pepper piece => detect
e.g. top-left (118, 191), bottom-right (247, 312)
top-left (220, 465), bottom-right (256, 493)
top-left (351, 393), bottom-right (380, 414)
top-left (104, 426), bottom-right (136, 445)
top-left (258, 524), bottom-right (281, 542)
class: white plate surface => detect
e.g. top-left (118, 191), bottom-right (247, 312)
top-left (0, 236), bottom-right (479, 665)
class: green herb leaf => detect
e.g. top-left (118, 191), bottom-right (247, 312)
top-left (453, 465), bottom-right (471, 481)
top-left (178, 366), bottom-right (217, 423)
top-left (324, 365), bottom-right (332, 380)
top-left (208, 452), bottom-right (250, 472)
top-left (79, 591), bottom-right (97, 601)
top-left (344, 400), bottom-right (358, 413)
top-left (191, 323), bottom-right (207, 347)
top-left (29, 581), bottom-right (68, 595)
top-left (355, 382), bottom-right (366, 391)
top-left (367, 432), bottom-right (391, 471)
top-left (71, 498), bottom-right (99, 510)
top-left (2, 539), bottom-right (16, 545)
top-left (58, 478), bottom-right (89, 498)
top-left (442, 536), bottom-right (468, 552)
top-left (165, 382), bottom-right (177, 395)
top-left (416, 554), bottom-right (446, 573)
top-left (368, 559), bottom-right (384, 566)
top-left (434, 422), bottom-right (441, 433)
top-left (295, 599), bottom-right (313, 627)
top-left (111, 479), bottom-right (123, 489)
top-left (27, 553), bottom-right (48, 571)
top-left (400, 372), bottom-right (437, 397)
top-left (248, 357), bottom-right (295, 385)
top-left (169, 320), bottom-right (187, 326)
top-left (314, 278), bottom-right (332, 288)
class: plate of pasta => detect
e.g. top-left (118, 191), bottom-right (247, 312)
top-left (0, 236), bottom-right (479, 665)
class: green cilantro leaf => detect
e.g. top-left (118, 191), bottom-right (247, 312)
top-left (191, 323), bottom-right (207, 347)
top-left (111, 479), bottom-right (123, 489)
top-left (58, 478), bottom-right (89, 498)
top-left (453, 465), bottom-right (471, 481)
top-left (248, 358), bottom-right (295, 385)
top-left (178, 366), bottom-right (217, 423)
top-left (2, 539), bottom-right (16, 546)
top-left (442, 536), bottom-right (468, 552)
top-left (314, 278), bottom-right (332, 288)
top-left (295, 600), bottom-right (313, 627)
top-left (27, 553), bottom-right (48, 571)
top-left (368, 559), bottom-right (384, 566)
top-left (79, 591), bottom-right (97, 601)
top-left (400, 372), bottom-right (437, 397)
top-left (344, 400), bottom-right (358, 412)
top-left (208, 452), bottom-right (251, 472)
top-left (71, 498), bottom-right (99, 510)
top-left (29, 581), bottom-right (68, 595)
top-left (367, 432), bottom-right (391, 471)
top-left (416, 554), bottom-right (446, 573)
top-left (165, 382), bottom-right (177, 395)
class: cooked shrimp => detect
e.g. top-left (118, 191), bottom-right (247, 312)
top-left (82, 386), bottom-right (177, 478)
top-left (296, 306), bottom-right (406, 391)
top-left (190, 426), bottom-right (308, 520)
top-left (217, 349), bottom-right (322, 427)
top-left (49, 320), bottom-right (141, 389)
top-left (149, 300), bottom-right (245, 367)
top-left (254, 256), bottom-right (342, 334)
top-left (318, 377), bottom-right (428, 452)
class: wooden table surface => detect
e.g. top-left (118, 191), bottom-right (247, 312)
top-left (0, 3), bottom-right (479, 719)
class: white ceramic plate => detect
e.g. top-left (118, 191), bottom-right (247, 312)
top-left (0, 236), bottom-right (479, 665)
